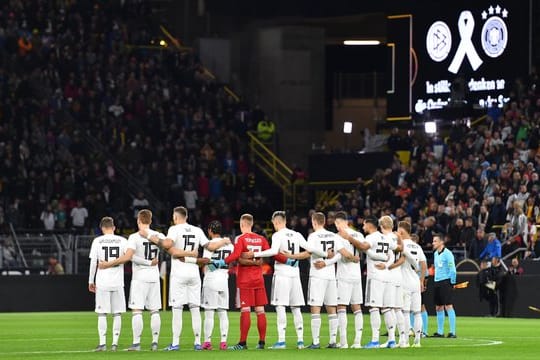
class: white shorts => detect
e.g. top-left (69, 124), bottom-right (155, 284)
top-left (95, 288), bottom-right (126, 314)
top-left (271, 274), bottom-right (305, 307)
top-left (202, 286), bottom-right (229, 310)
top-left (308, 277), bottom-right (337, 307)
top-left (129, 280), bottom-right (161, 311)
top-left (365, 278), bottom-right (387, 308)
top-left (337, 278), bottom-right (363, 305)
top-left (169, 275), bottom-right (201, 307)
top-left (393, 284), bottom-right (404, 309)
top-left (402, 289), bottom-right (422, 313)
top-left (382, 282), bottom-right (396, 308)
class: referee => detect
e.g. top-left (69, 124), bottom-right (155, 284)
top-left (431, 234), bottom-right (457, 338)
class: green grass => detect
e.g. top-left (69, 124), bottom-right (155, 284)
top-left (0, 311), bottom-right (538, 359)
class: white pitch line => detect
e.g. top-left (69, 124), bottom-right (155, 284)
top-left (429, 338), bottom-right (503, 347)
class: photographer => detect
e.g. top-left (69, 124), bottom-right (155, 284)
top-left (476, 257), bottom-right (506, 317)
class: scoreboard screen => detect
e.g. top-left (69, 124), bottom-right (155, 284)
top-left (387, 0), bottom-right (530, 119)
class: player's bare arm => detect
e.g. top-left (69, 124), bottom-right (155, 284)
top-left (140, 228), bottom-right (174, 250)
top-left (98, 248), bottom-right (135, 269)
top-left (205, 237), bottom-right (232, 251)
top-left (167, 247), bottom-right (199, 258)
top-left (337, 247), bottom-right (358, 262)
top-left (387, 253), bottom-right (406, 270)
top-left (338, 229), bottom-right (370, 251)
top-left (280, 250), bottom-right (311, 260)
top-left (238, 257), bottom-right (263, 266)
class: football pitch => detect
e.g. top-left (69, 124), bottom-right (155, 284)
top-left (0, 311), bottom-right (538, 359)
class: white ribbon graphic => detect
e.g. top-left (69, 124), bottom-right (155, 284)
top-left (448, 11), bottom-right (483, 74)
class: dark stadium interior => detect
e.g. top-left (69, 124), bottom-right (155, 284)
top-left (1, 0), bottom-right (540, 321)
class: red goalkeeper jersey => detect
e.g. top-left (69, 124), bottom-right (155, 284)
top-left (224, 232), bottom-right (269, 288)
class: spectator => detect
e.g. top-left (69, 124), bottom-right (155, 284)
top-left (70, 200), bottom-right (89, 234)
top-left (131, 192), bottom-right (149, 220)
top-left (256, 117), bottom-right (275, 142)
top-left (47, 256), bottom-right (65, 275)
top-left (508, 258), bottom-right (524, 275)
top-left (469, 228), bottom-right (487, 260)
top-left (40, 205), bottom-right (56, 231)
top-left (479, 233), bottom-right (502, 261)
top-left (0, 237), bottom-right (20, 268)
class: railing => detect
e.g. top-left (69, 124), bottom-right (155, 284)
top-left (246, 131), bottom-right (296, 210)
top-left (9, 223), bottom-right (28, 268)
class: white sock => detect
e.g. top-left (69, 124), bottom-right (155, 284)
top-left (190, 306), bottom-right (202, 345)
top-left (383, 310), bottom-right (396, 342)
top-left (172, 307), bottom-right (183, 346)
top-left (275, 306), bottom-right (287, 343)
top-left (369, 308), bottom-right (381, 342)
top-left (394, 309), bottom-right (406, 344)
top-left (132, 312), bottom-right (143, 344)
top-left (328, 314), bottom-right (338, 344)
top-left (353, 309), bottom-right (363, 345)
top-left (291, 307), bottom-right (304, 343)
top-left (98, 314), bottom-right (107, 345)
top-left (150, 311), bottom-right (161, 343)
top-left (204, 310), bottom-right (215, 342)
top-left (337, 309), bottom-right (348, 346)
top-left (402, 311), bottom-right (411, 345)
top-left (112, 313), bottom-right (121, 345)
top-left (311, 314), bottom-right (321, 345)
top-left (217, 309), bottom-right (228, 342)
top-left (413, 312), bottom-right (422, 343)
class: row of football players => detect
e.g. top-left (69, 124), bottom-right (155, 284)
top-left (87, 206), bottom-right (426, 351)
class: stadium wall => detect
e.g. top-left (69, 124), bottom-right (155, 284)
top-left (0, 274), bottom-right (538, 318)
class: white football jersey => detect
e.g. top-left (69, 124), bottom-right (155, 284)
top-left (167, 223), bottom-right (209, 278)
top-left (127, 229), bottom-right (162, 283)
top-left (365, 231), bottom-right (395, 282)
top-left (308, 228), bottom-right (343, 280)
top-left (271, 228), bottom-right (309, 277)
top-left (336, 228), bottom-right (364, 281)
top-left (89, 234), bottom-right (128, 290)
top-left (401, 238), bottom-right (427, 292)
top-left (203, 238), bottom-right (234, 291)
top-left (383, 232), bottom-right (403, 285)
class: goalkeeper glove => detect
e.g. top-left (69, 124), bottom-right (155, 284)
top-left (285, 258), bottom-right (299, 267)
top-left (209, 259), bottom-right (226, 271)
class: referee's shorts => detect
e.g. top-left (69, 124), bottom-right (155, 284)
top-left (433, 279), bottom-right (453, 306)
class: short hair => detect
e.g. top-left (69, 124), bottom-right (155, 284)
top-left (138, 209), bottom-right (152, 225)
top-left (432, 233), bottom-right (444, 241)
top-left (100, 217), bottom-right (114, 229)
top-left (364, 215), bottom-right (378, 227)
top-left (240, 213), bottom-right (253, 225)
top-left (379, 215), bottom-right (394, 230)
top-left (398, 221), bottom-right (411, 234)
top-left (174, 206), bottom-right (188, 219)
top-left (208, 220), bottom-right (222, 235)
top-left (312, 212), bottom-right (326, 226)
top-left (271, 211), bottom-right (286, 222)
top-left (335, 211), bottom-right (348, 221)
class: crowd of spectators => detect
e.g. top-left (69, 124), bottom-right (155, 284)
top-left (3, 1), bottom-right (540, 273)
top-left (303, 74), bottom-right (540, 263)
top-left (0, 0), bottom-right (274, 236)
